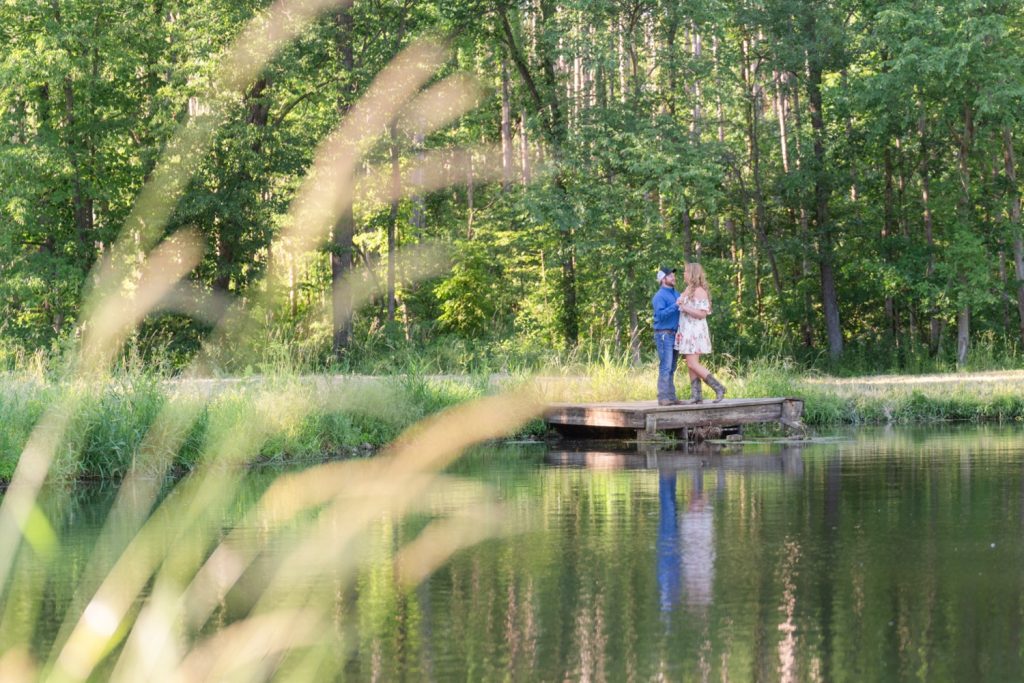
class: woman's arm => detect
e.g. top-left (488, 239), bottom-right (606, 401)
top-left (694, 287), bottom-right (712, 316)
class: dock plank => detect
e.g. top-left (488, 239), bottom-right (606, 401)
top-left (544, 397), bottom-right (804, 440)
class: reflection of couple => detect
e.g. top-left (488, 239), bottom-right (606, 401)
top-left (657, 469), bottom-right (715, 613)
top-left (651, 263), bottom-right (727, 406)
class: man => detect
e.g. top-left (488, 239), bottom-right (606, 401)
top-left (652, 266), bottom-right (681, 405)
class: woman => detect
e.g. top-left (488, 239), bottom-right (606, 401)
top-left (674, 263), bottom-right (727, 403)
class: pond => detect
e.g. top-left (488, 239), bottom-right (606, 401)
top-left (9, 425), bottom-right (1024, 680)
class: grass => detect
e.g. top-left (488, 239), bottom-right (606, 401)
top-left (737, 360), bottom-right (1024, 425)
top-left (0, 371), bottom-right (493, 484)
top-left (2, 360), bottom-right (1023, 485)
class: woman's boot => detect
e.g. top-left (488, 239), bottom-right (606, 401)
top-left (690, 378), bottom-right (703, 404)
top-left (704, 374), bottom-right (726, 402)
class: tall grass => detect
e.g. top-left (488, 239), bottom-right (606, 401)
top-left (0, 372), bottom-right (502, 484)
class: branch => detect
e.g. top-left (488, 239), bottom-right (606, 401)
top-left (496, 3), bottom-right (544, 112)
top-left (272, 80), bottom-right (334, 127)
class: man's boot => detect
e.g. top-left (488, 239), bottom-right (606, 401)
top-left (704, 374), bottom-right (727, 403)
top-left (690, 378), bottom-right (703, 404)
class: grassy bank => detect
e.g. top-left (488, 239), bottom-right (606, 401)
top-left (2, 363), bottom-right (1023, 483)
top-left (0, 373), bottom-right (492, 483)
top-left (738, 365), bottom-right (1024, 425)
top-left (525, 361), bottom-right (1024, 426)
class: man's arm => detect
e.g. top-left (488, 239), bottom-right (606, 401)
top-left (652, 291), bottom-right (678, 318)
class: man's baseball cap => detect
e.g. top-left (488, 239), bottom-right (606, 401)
top-left (656, 267), bottom-right (676, 283)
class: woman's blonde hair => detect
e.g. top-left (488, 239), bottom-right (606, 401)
top-left (683, 262), bottom-right (711, 304)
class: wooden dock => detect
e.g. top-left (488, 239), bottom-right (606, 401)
top-left (544, 397), bottom-right (805, 441)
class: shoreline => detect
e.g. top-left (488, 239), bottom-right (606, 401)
top-left (0, 368), bottom-right (1022, 483)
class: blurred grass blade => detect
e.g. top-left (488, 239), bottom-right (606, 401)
top-left (394, 502), bottom-right (523, 588)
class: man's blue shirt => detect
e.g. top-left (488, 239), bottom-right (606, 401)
top-left (652, 286), bottom-right (680, 330)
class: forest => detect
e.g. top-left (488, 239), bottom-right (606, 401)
top-left (1, 0), bottom-right (1022, 373)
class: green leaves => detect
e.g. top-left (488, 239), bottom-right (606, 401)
top-left (0, 0), bottom-right (1022, 369)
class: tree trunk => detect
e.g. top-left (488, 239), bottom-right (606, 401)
top-left (410, 132), bottom-right (426, 232)
top-left (999, 249), bottom-right (1011, 332)
top-left (538, 0), bottom-right (578, 347)
top-left (841, 68), bottom-right (858, 201)
top-left (211, 76), bottom-right (270, 296)
top-left (500, 0), bottom-right (578, 344)
top-left (611, 277), bottom-right (622, 355)
top-left (617, 16), bottom-right (627, 102)
top-left (714, 37), bottom-right (725, 145)
top-left (681, 203), bottom-right (693, 263)
top-left (332, 6), bottom-right (356, 357)
top-left (791, 77), bottom-right (815, 349)
top-left (213, 235), bottom-right (234, 294)
top-left (957, 306), bottom-right (970, 368)
top-left (1014, 237), bottom-right (1024, 343)
top-left (466, 152), bottom-right (474, 239)
top-left (773, 69), bottom-right (790, 174)
top-left (12, 95), bottom-right (27, 144)
top-left (63, 77), bottom-right (93, 249)
top-left (665, 14), bottom-right (677, 115)
top-left (805, 27), bottom-right (843, 360)
top-left (727, 217), bottom-right (742, 326)
top-left (1004, 128), bottom-right (1024, 345)
top-left (519, 111), bottom-right (531, 185)
top-left (51, 0), bottom-right (94, 256)
top-left (883, 145), bottom-right (896, 336)
top-left (629, 308), bottom-right (641, 366)
top-left (954, 103), bottom-right (974, 365)
top-left (690, 25), bottom-right (702, 139)
top-left (741, 36), bottom-right (783, 300)
top-left (387, 123), bottom-right (400, 323)
top-left (501, 59), bottom-right (514, 190)
top-left (919, 112), bottom-right (941, 352)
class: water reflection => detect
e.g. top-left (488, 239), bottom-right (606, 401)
top-left (657, 469), bottom-right (681, 615)
top-left (658, 466), bottom-right (715, 615)
top-left (545, 441), bottom-right (807, 477)
top-left (550, 442), bottom-right (809, 620)
top-left (15, 427), bottom-right (1024, 680)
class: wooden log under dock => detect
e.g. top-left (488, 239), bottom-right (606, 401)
top-left (544, 398), bottom-right (805, 441)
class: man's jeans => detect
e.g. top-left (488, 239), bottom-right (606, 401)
top-left (655, 330), bottom-right (679, 401)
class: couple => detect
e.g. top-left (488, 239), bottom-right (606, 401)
top-left (652, 263), bottom-right (727, 406)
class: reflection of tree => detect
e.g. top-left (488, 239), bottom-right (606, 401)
top-left (817, 453), bottom-right (841, 681)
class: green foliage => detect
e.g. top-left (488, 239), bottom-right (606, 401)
top-left (1, 0), bottom-right (1024, 370)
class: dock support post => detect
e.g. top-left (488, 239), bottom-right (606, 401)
top-left (780, 399), bottom-right (806, 436)
top-left (636, 414), bottom-right (658, 442)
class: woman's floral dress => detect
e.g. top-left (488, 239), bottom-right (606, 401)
top-left (675, 296), bottom-right (712, 354)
